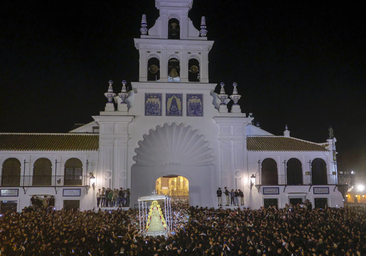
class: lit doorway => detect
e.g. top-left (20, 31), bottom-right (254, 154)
top-left (155, 175), bottom-right (189, 202)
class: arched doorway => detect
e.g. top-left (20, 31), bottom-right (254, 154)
top-left (155, 175), bottom-right (189, 202)
top-left (131, 123), bottom-right (215, 207)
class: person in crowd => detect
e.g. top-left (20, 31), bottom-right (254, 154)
top-left (224, 187), bottom-right (230, 206)
top-left (30, 196), bottom-right (36, 211)
top-left (48, 196), bottom-right (55, 208)
top-left (216, 187), bottom-right (222, 206)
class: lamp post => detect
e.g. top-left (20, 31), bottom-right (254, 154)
top-left (89, 172), bottom-right (96, 190)
top-left (250, 174), bottom-right (256, 189)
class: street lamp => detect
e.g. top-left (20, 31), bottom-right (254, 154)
top-left (250, 174), bottom-right (256, 189)
top-left (89, 172), bottom-right (96, 190)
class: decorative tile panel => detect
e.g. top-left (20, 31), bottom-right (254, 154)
top-left (145, 93), bottom-right (162, 116)
top-left (313, 187), bottom-right (329, 194)
top-left (263, 187), bottom-right (280, 195)
top-left (166, 93), bottom-right (183, 116)
top-left (187, 94), bottom-right (203, 117)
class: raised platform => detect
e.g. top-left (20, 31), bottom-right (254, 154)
top-left (95, 207), bottom-right (130, 212)
top-left (214, 205), bottom-right (251, 209)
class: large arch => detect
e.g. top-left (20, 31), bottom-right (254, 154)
top-left (131, 123), bottom-right (215, 207)
top-left (261, 158), bottom-right (278, 185)
top-left (33, 158), bottom-right (52, 186)
top-left (311, 158), bottom-right (327, 185)
top-left (286, 158), bottom-right (303, 185)
top-left (1, 158), bottom-right (21, 186)
top-left (64, 158), bottom-right (83, 185)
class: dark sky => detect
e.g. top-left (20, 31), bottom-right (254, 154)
top-left (1, 0), bottom-right (366, 172)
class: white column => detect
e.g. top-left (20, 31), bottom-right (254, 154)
top-left (139, 51), bottom-right (148, 82)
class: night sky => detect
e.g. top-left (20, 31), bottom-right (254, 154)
top-left (1, 0), bottom-right (366, 173)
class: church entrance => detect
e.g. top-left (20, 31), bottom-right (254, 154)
top-left (155, 175), bottom-right (189, 203)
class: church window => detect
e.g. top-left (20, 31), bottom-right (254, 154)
top-left (168, 18), bottom-right (180, 39)
top-left (33, 158), bottom-right (52, 186)
top-left (188, 59), bottom-right (200, 82)
top-left (168, 58), bottom-right (180, 82)
top-left (261, 158), bottom-right (278, 185)
top-left (311, 158), bottom-right (327, 185)
top-left (64, 158), bottom-right (83, 186)
top-left (286, 158), bottom-right (303, 185)
top-left (1, 158), bottom-right (21, 187)
top-left (148, 58), bottom-right (160, 81)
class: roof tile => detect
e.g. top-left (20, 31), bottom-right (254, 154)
top-left (0, 133), bottom-right (99, 151)
top-left (247, 136), bottom-right (328, 152)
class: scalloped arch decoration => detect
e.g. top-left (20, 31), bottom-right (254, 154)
top-left (133, 123), bottom-right (213, 166)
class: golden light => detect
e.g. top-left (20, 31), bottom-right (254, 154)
top-left (155, 176), bottom-right (189, 200)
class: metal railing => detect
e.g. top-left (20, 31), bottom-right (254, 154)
top-left (0, 175), bottom-right (90, 187)
top-left (255, 174), bottom-right (339, 186)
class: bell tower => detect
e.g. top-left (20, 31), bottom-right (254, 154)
top-left (134, 0), bottom-right (214, 83)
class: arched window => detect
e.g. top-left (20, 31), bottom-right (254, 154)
top-left (168, 18), bottom-right (180, 39)
top-left (286, 158), bottom-right (303, 185)
top-left (33, 158), bottom-right (52, 186)
top-left (148, 57), bottom-right (160, 81)
top-left (261, 158), bottom-right (278, 185)
top-left (168, 58), bottom-right (180, 82)
top-left (1, 158), bottom-right (21, 186)
top-left (311, 158), bottom-right (327, 185)
top-left (64, 158), bottom-right (83, 185)
top-left (188, 59), bottom-right (200, 82)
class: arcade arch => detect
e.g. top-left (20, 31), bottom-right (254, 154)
top-left (131, 123), bottom-right (215, 207)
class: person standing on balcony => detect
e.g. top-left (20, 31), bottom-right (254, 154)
top-left (216, 187), bottom-right (222, 206)
top-left (230, 189), bottom-right (235, 206)
top-left (224, 187), bottom-right (230, 206)
top-left (107, 189), bottom-right (113, 207)
top-left (126, 188), bottom-right (131, 207)
top-left (118, 188), bottom-right (123, 207)
top-left (96, 189), bottom-right (102, 208)
top-left (239, 189), bottom-right (244, 206)
top-left (100, 187), bottom-right (106, 207)
top-left (234, 189), bottom-right (239, 206)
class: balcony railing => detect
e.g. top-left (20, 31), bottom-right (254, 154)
top-left (0, 175), bottom-right (90, 187)
top-left (255, 174), bottom-right (338, 186)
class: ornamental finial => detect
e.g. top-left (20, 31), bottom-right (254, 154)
top-left (104, 80), bottom-right (116, 103)
top-left (219, 82), bottom-right (225, 94)
top-left (218, 82), bottom-right (229, 108)
top-left (230, 82), bottom-right (241, 105)
top-left (329, 126), bottom-right (334, 139)
top-left (200, 16), bottom-right (208, 37)
top-left (140, 14), bottom-right (148, 35)
top-left (118, 80), bottom-right (129, 103)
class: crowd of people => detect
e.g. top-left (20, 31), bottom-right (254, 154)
top-left (96, 187), bottom-right (131, 208)
top-left (30, 195), bottom-right (55, 211)
top-left (217, 187), bottom-right (245, 206)
top-left (1, 202), bottom-right (366, 255)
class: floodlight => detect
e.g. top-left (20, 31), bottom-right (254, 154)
top-left (357, 184), bottom-right (364, 192)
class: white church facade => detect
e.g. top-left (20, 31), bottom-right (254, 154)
top-left (0, 0), bottom-right (343, 213)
